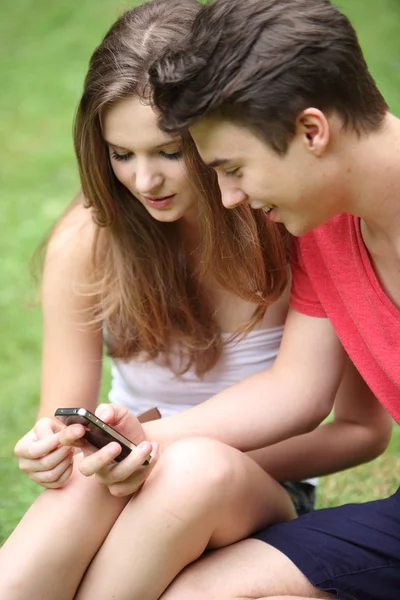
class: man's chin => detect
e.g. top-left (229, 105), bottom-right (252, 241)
top-left (284, 220), bottom-right (315, 237)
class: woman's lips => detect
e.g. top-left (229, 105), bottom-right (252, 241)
top-left (143, 194), bottom-right (175, 209)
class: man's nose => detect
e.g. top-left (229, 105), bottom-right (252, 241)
top-left (218, 177), bottom-right (248, 209)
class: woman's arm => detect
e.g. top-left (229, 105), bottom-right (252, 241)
top-left (15, 196), bottom-right (104, 487)
top-left (247, 357), bottom-right (392, 481)
top-left (38, 196), bottom-right (103, 419)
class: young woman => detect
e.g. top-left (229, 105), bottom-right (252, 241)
top-left (0, 1), bottom-right (391, 599)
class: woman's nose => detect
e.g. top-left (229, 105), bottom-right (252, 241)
top-left (134, 158), bottom-right (164, 193)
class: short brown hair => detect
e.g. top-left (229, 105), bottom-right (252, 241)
top-left (151, 0), bottom-right (388, 153)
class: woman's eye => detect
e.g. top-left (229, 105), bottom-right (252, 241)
top-left (161, 150), bottom-right (182, 160)
top-left (111, 151), bottom-right (133, 162)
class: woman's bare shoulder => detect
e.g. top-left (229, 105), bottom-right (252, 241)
top-left (47, 192), bottom-right (96, 259)
top-left (43, 192), bottom-right (100, 298)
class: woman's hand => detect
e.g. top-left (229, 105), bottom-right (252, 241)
top-left (15, 418), bottom-right (75, 488)
top-left (59, 404), bottom-right (160, 497)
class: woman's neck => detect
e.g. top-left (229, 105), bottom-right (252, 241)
top-left (178, 209), bottom-right (202, 257)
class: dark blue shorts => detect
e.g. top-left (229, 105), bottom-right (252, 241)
top-left (254, 488), bottom-right (400, 600)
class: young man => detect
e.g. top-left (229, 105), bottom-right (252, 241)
top-left (144, 0), bottom-right (400, 598)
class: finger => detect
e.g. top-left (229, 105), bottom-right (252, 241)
top-left (34, 417), bottom-right (62, 439)
top-left (78, 438), bottom-right (111, 459)
top-left (95, 403), bottom-right (115, 423)
top-left (19, 444), bottom-right (74, 474)
top-left (101, 443), bottom-right (159, 495)
top-left (106, 473), bottom-right (149, 497)
top-left (15, 431), bottom-right (61, 460)
top-left (59, 424), bottom-right (87, 447)
top-left (78, 442), bottom-right (123, 477)
top-left (14, 429), bottom-right (37, 456)
top-left (33, 461), bottom-right (74, 489)
top-left (96, 404), bottom-right (146, 445)
top-left (31, 453), bottom-right (74, 485)
top-left (96, 441), bottom-right (153, 485)
top-left (148, 442), bottom-right (160, 465)
top-left (49, 462), bottom-right (74, 487)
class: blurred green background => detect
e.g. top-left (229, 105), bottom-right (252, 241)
top-left (1, 0), bottom-right (400, 544)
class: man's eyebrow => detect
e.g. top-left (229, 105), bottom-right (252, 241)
top-left (206, 158), bottom-right (229, 169)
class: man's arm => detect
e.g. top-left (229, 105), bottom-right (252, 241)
top-left (60, 309), bottom-right (346, 496)
top-left (144, 308), bottom-right (346, 450)
top-left (247, 357), bottom-right (392, 481)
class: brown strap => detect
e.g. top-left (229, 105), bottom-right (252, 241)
top-left (137, 407), bottom-right (162, 423)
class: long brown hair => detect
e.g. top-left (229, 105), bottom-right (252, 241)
top-left (74, 0), bottom-right (288, 375)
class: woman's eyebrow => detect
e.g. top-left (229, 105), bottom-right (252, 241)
top-left (103, 138), bottom-right (180, 150)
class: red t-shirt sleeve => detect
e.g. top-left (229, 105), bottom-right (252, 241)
top-left (290, 237), bottom-right (327, 318)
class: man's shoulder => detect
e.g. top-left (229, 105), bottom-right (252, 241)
top-left (297, 213), bottom-right (355, 254)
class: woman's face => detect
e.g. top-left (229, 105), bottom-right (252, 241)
top-left (103, 96), bottom-right (199, 224)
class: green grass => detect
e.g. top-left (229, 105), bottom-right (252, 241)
top-left (1, 0), bottom-right (400, 544)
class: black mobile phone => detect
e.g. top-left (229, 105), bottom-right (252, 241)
top-left (54, 408), bottom-right (150, 465)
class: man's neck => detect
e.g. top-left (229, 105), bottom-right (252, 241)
top-left (343, 113), bottom-right (400, 244)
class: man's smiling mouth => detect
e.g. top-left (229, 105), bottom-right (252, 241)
top-left (263, 204), bottom-right (276, 213)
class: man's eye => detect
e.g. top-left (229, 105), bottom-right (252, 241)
top-left (226, 168), bottom-right (241, 177)
top-left (111, 151), bottom-right (133, 162)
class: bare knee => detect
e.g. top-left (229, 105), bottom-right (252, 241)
top-left (154, 437), bottom-right (238, 506)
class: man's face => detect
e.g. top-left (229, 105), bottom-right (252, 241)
top-left (190, 115), bottom-right (341, 236)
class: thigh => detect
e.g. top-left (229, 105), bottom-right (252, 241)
top-left (161, 538), bottom-right (332, 599)
top-left (0, 455), bottom-right (127, 600)
top-left (75, 438), bottom-right (297, 600)
top-left (109, 437), bottom-right (296, 549)
top-left (255, 489), bottom-right (400, 600)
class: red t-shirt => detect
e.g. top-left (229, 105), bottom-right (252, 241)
top-left (290, 213), bottom-right (400, 423)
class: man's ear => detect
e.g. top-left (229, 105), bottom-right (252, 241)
top-left (296, 108), bottom-right (330, 157)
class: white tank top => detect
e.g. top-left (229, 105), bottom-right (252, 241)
top-left (108, 325), bottom-right (317, 486)
top-left (109, 326), bottom-right (283, 416)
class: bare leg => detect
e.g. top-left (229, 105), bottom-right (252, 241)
top-left (161, 539), bottom-right (334, 600)
top-left (0, 456), bottom-right (127, 600)
top-left (76, 437), bottom-right (296, 600)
